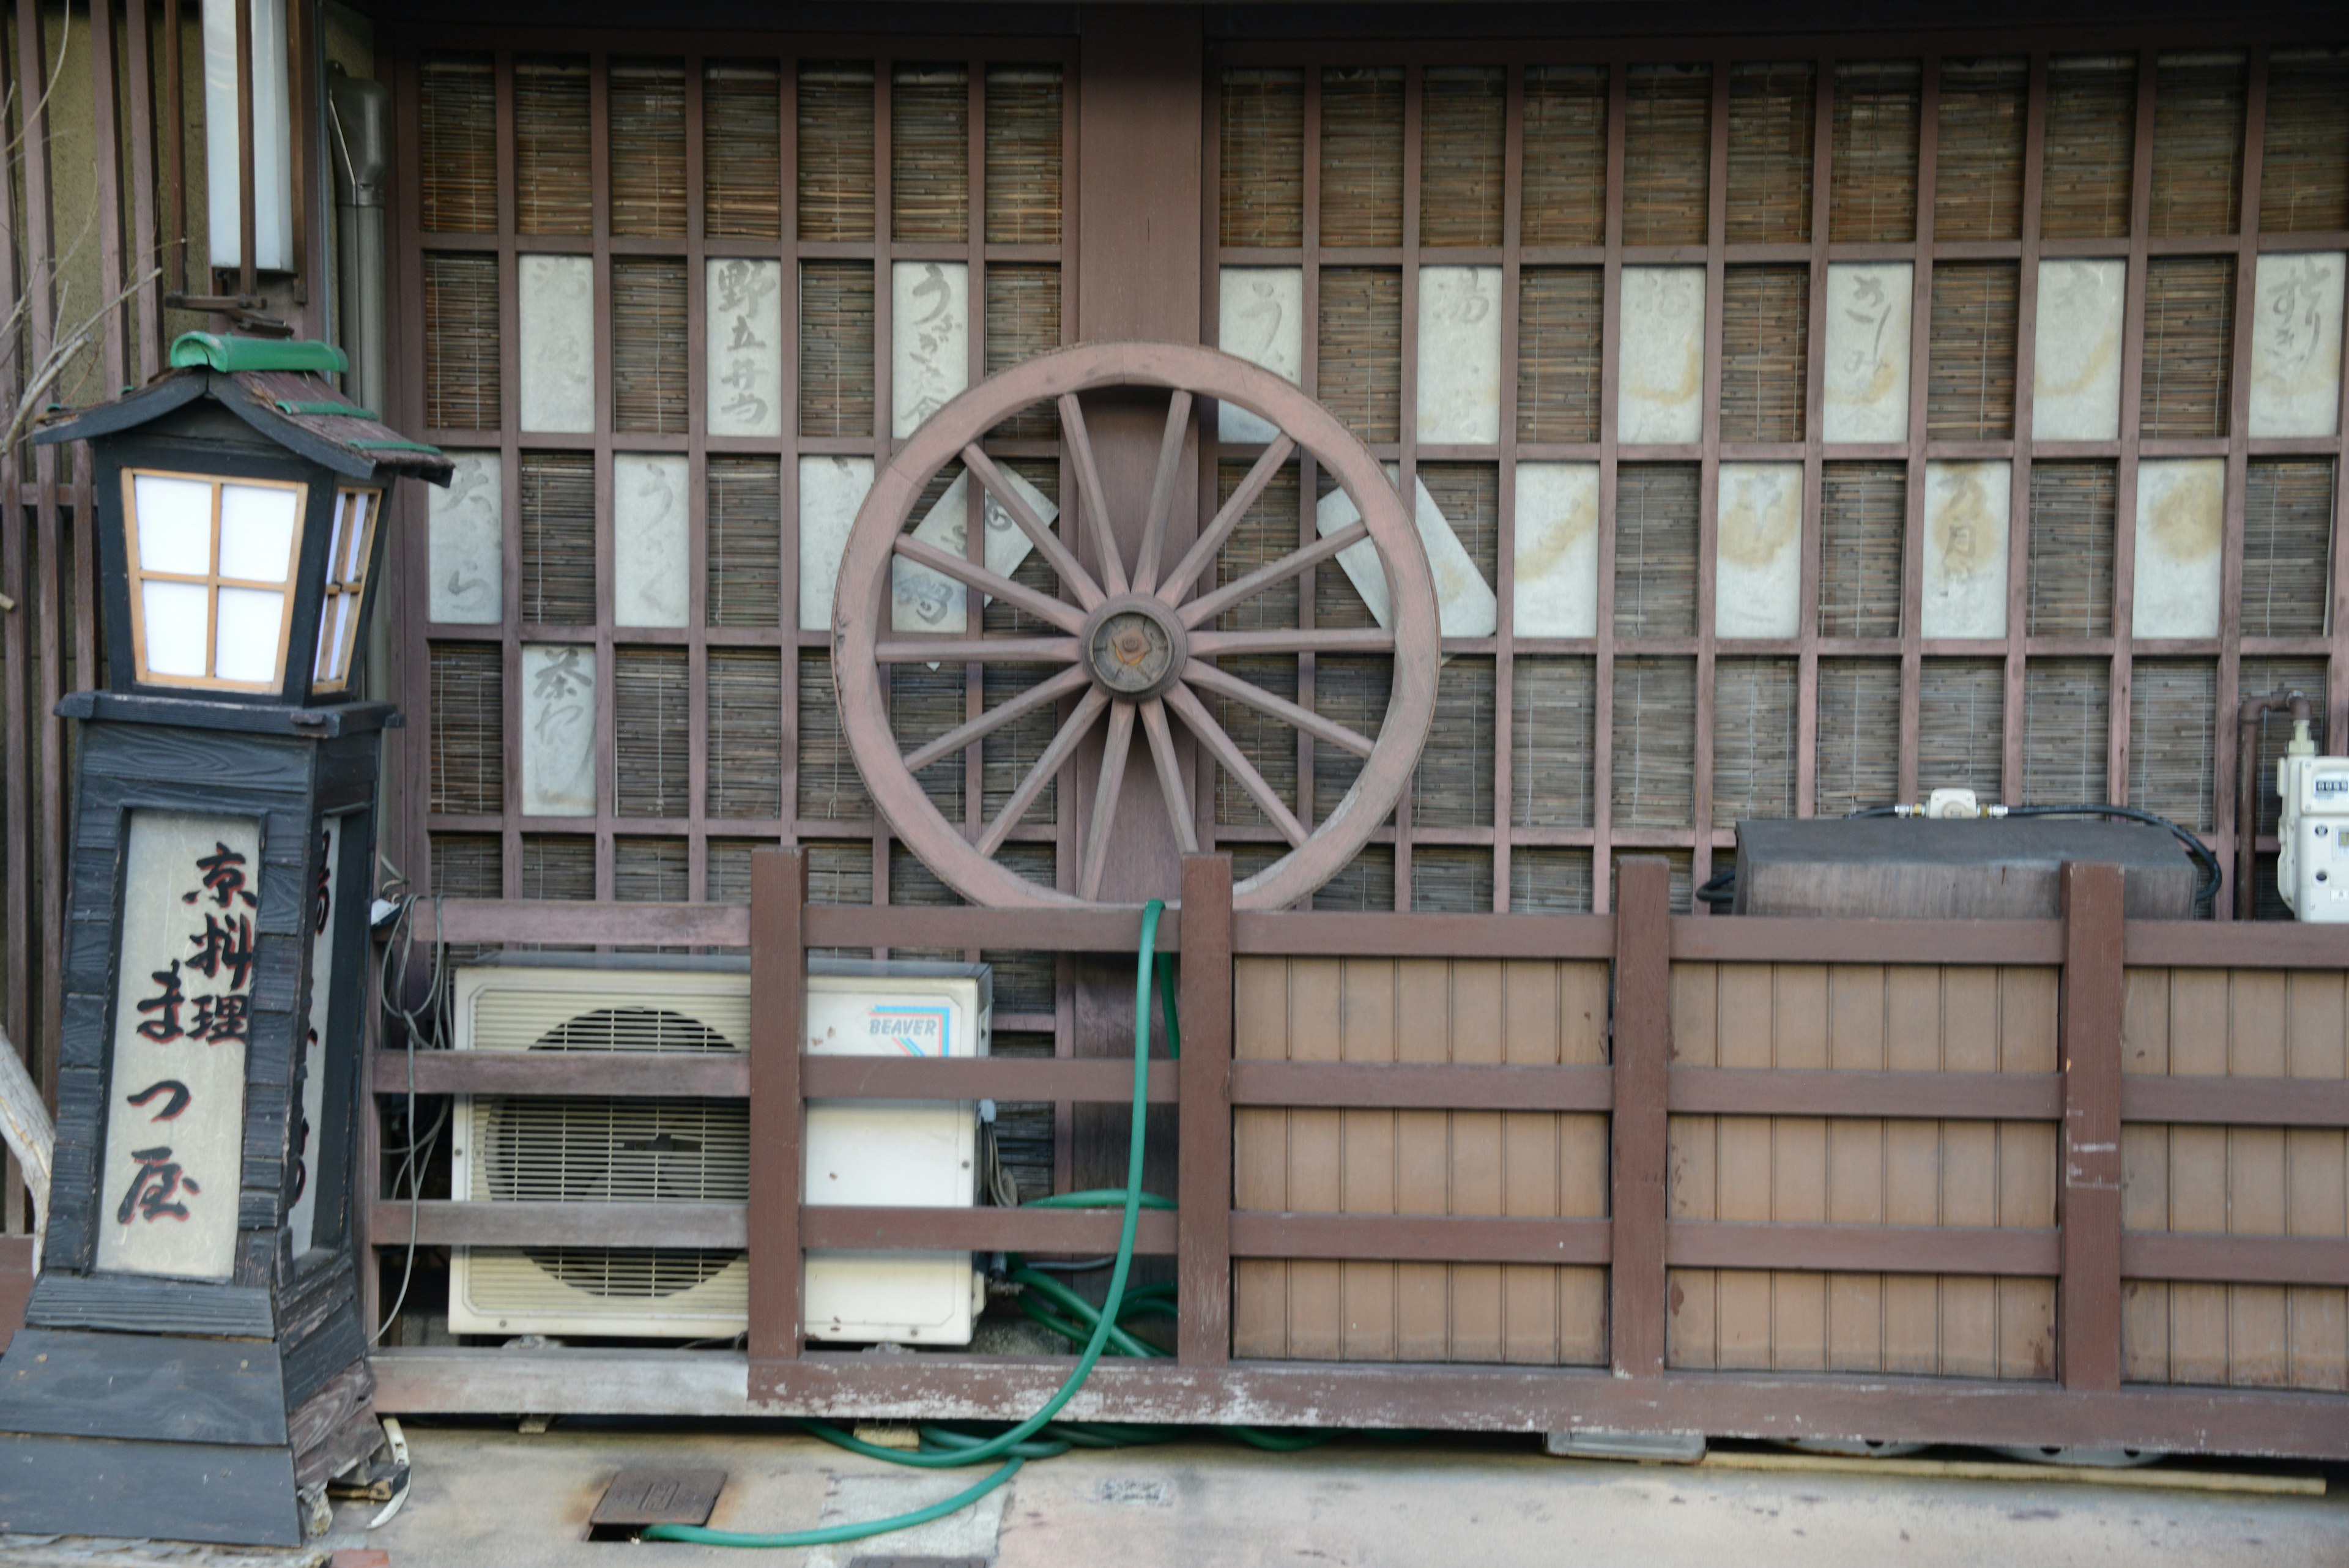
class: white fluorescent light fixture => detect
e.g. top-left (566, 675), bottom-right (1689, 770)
top-left (203, 0), bottom-right (294, 272)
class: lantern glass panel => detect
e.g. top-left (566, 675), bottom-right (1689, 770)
top-left (312, 488), bottom-right (380, 691)
top-left (122, 469), bottom-right (309, 691)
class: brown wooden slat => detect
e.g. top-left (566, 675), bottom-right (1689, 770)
top-left (1813, 658), bottom-right (1902, 816)
top-left (1316, 267), bottom-right (1400, 444)
top-left (1710, 657), bottom-right (1798, 827)
top-left (515, 55), bottom-right (592, 236)
top-left (1669, 916), bottom-right (2064, 964)
top-left (891, 62), bottom-right (969, 242)
top-left (372, 1052), bottom-right (746, 1097)
top-left (418, 52), bottom-right (495, 232)
top-left (2148, 51), bottom-right (2247, 237)
top-left (1669, 1067), bottom-right (2061, 1120)
top-left (2061, 863), bottom-right (2126, 1391)
top-left (798, 261), bottom-right (875, 437)
top-left (612, 256), bottom-right (689, 433)
top-left (428, 643), bottom-right (503, 814)
top-left (1934, 57), bottom-right (2028, 242)
top-left (2127, 660), bottom-right (2216, 831)
top-left (1926, 261), bottom-right (2019, 440)
top-left (807, 902), bottom-right (1181, 952)
top-left (1918, 657), bottom-right (2005, 801)
top-left (1612, 857), bottom-right (1673, 1378)
top-left (2240, 459), bottom-right (2334, 639)
top-left (2042, 54), bottom-right (2137, 239)
top-left (803, 1206), bottom-right (1179, 1254)
top-left (987, 64), bottom-right (1063, 245)
top-left (1319, 65), bottom-right (1403, 247)
top-left (1718, 266), bottom-right (1807, 443)
top-left (705, 61), bottom-right (782, 240)
top-left (1521, 64), bottom-right (1608, 247)
top-left (1818, 464), bottom-right (1904, 639)
top-left (2121, 1234), bottom-right (2349, 1289)
top-left (1230, 1061), bottom-right (1613, 1112)
top-left (798, 61), bottom-right (874, 242)
top-left (519, 451), bottom-right (596, 623)
top-left (2027, 461), bottom-right (2116, 639)
top-left (2258, 46), bottom-right (2349, 233)
top-left (1219, 66), bottom-right (1304, 247)
top-left (615, 646), bottom-right (689, 817)
top-left (1230, 1213), bottom-right (1612, 1266)
top-left (1830, 58), bottom-right (1921, 243)
top-left (2121, 1074), bottom-right (2349, 1128)
top-left (2124, 920), bottom-right (2349, 968)
top-left (803, 1057), bottom-right (1179, 1104)
top-left (707, 457), bottom-right (782, 628)
top-left (1231, 910), bottom-right (1615, 959)
top-left (610, 57), bottom-right (688, 237)
top-left (1668, 1222), bottom-right (2061, 1276)
top-left (1176, 855), bottom-right (1235, 1366)
top-left (1724, 61), bottom-right (1814, 244)
top-left (1622, 62), bottom-right (1709, 247)
top-left (1611, 656), bottom-right (1696, 830)
top-left (1512, 656), bottom-right (1596, 828)
top-left (1516, 267), bottom-right (1603, 442)
top-left (422, 253), bottom-right (500, 429)
top-left (370, 1200), bottom-right (744, 1248)
top-left (2021, 658), bottom-right (2108, 806)
top-left (707, 649), bottom-right (782, 820)
top-left (2141, 255), bottom-right (2235, 440)
top-left (1421, 65), bottom-right (1505, 247)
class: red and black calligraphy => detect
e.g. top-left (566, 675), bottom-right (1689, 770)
top-left (125, 1079), bottom-right (191, 1120)
top-left (136, 845), bottom-right (263, 1046)
top-left (115, 1145), bottom-right (200, 1224)
top-left (183, 842), bottom-right (258, 910)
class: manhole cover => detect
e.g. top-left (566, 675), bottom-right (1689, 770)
top-left (846, 1558), bottom-right (989, 1567)
top-left (588, 1467), bottom-right (726, 1539)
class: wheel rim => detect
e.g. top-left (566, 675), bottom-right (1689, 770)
top-left (831, 340), bottom-right (1440, 911)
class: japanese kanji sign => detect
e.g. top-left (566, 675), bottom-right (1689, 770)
top-left (288, 817), bottom-right (338, 1254)
top-left (97, 811), bottom-right (258, 1280)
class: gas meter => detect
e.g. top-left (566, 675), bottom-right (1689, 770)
top-left (2276, 719), bottom-right (2349, 922)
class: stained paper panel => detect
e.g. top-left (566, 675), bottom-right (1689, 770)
top-left (97, 812), bottom-right (258, 1280)
top-left (1617, 267), bottom-right (1707, 444)
top-left (1715, 463), bottom-right (1803, 638)
top-left (1316, 466), bottom-right (1497, 637)
top-left (800, 455), bottom-right (874, 631)
top-left (521, 644), bottom-right (598, 816)
top-left (614, 453), bottom-right (691, 627)
top-left (2132, 458), bottom-right (2224, 639)
top-left (1513, 461), bottom-right (1599, 637)
top-left (1417, 265), bottom-right (1502, 444)
top-left (518, 254), bottom-right (595, 432)
top-left (892, 467), bottom-right (1061, 633)
top-left (892, 261), bottom-right (969, 438)
top-left (428, 452), bottom-right (503, 624)
top-left (1920, 459), bottom-right (2011, 638)
top-left (1218, 267), bottom-right (1304, 442)
top-left (706, 258), bottom-right (785, 437)
top-left (1821, 262), bottom-right (1912, 442)
top-left (2247, 251), bottom-right (2345, 439)
top-left (2033, 259), bottom-right (2126, 440)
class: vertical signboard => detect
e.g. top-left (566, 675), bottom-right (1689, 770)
top-left (289, 817), bottom-right (339, 1255)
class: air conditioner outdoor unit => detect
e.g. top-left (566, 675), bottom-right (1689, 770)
top-left (447, 954), bottom-right (990, 1344)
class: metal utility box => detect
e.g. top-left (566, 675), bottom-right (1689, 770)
top-left (1733, 819), bottom-right (2198, 919)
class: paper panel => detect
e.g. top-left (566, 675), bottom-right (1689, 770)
top-left (2032, 259), bottom-right (2126, 441)
top-left (892, 261), bottom-right (970, 439)
top-left (707, 258), bottom-right (785, 438)
top-left (428, 452), bottom-right (503, 625)
top-left (2247, 251), bottom-right (2345, 439)
top-left (1715, 463), bottom-right (1803, 639)
top-left (1822, 262), bottom-right (1913, 444)
top-left (518, 254), bottom-right (595, 433)
top-left (2132, 458), bottom-right (2225, 640)
top-left (1219, 267), bottom-right (1305, 443)
top-left (1617, 266), bottom-right (1707, 445)
top-left (800, 456), bottom-right (875, 631)
top-left (1316, 466), bottom-right (1497, 638)
top-left (521, 644), bottom-right (598, 816)
top-left (1920, 460), bottom-right (2011, 639)
top-left (1513, 462), bottom-right (1600, 638)
top-left (1417, 265), bottom-right (1503, 444)
top-left (892, 468), bottom-right (1062, 633)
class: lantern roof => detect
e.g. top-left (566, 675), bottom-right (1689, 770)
top-left (34, 345), bottom-right (454, 488)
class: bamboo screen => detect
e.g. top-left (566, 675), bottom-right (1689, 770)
top-left (401, 43), bottom-right (1072, 1177)
top-left (1208, 46), bottom-right (2349, 914)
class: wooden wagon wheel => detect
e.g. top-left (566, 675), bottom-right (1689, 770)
top-left (831, 340), bottom-right (1439, 910)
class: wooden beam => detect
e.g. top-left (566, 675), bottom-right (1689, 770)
top-left (1230, 1213), bottom-right (1612, 1266)
top-left (1176, 854), bottom-right (1234, 1367)
top-left (748, 848), bottom-right (806, 1364)
top-left (1231, 910), bottom-right (1615, 959)
top-left (2120, 1233), bottom-right (2349, 1289)
top-left (2060, 862), bottom-right (2127, 1392)
top-left (2121, 1076), bottom-right (2349, 1128)
top-left (1668, 1222), bottom-right (2061, 1276)
top-left (805, 1057), bottom-right (1181, 1104)
top-left (369, 1051), bottom-right (748, 1098)
top-left (801, 1205), bottom-right (1178, 1255)
top-left (1231, 1061), bottom-right (1614, 1112)
top-left (368, 1201), bottom-right (744, 1248)
top-left (1669, 915), bottom-right (2065, 965)
top-left (1669, 1067), bottom-right (2061, 1120)
top-left (1611, 856), bottom-right (1671, 1380)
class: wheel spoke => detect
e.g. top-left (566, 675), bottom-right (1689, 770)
top-left (876, 634), bottom-right (1079, 664)
top-left (1156, 434), bottom-right (1296, 608)
top-left (1178, 519), bottom-right (1369, 630)
top-left (1130, 390), bottom-right (1195, 596)
top-left (1182, 658), bottom-right (1375, 760)
top-left (960, 443), bottom-right (1106, 611)
top-left (1188, 627), bottom-right (1393, 657)
top-left (1163, 682), bottom-right (1308, 849)
top-left (1057, 395), bottom-right (1128, 597)
top-left (1078, 699), bottom-right (1137, 900)
top-left (892, 533), bottom-right (1087, 634)
top-left (976, 686), bottom-right (1108, 858)
top-left (1138, 697), bottom-right (1200, 855)
top-left (902, 663), bottom-right (1093, 773)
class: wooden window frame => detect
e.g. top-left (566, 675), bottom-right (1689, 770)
top-left (121, 467), bottom-right (310, 693)
top-left (311, 486), bottom-right (381, 694)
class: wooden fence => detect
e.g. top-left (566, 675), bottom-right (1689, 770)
top-left (366, 849), bottom-right (2349, 1458)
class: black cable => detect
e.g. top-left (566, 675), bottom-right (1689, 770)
top-left (2000, 804), bottom-right (2222, 916)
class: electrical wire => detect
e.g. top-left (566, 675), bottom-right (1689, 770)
top-left (371, 866), bottom-right (451, 1345)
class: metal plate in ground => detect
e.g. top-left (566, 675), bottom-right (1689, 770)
top-left (847, 1558), bottom-right (989, 1567)
top-left (590, 1468), bottom-right (726, 1529)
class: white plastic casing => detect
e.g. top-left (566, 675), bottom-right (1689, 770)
top-left (802, 969), bottom-right (990, 1345)
top-left (2279, 755), bottom-right (2349, 921)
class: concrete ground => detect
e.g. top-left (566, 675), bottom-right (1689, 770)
top-left (327, 1421), bottom-right (2349, 1568)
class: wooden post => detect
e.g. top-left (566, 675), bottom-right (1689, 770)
top-left (748, 846), bottom-right (807, 1370)
top-left (1176, 853), bottom-right (1233, 1366)
top-left (1610, 856), bottom-right (1671, 1378)
top-left (2059, 861), bottom-right (2126, 1391)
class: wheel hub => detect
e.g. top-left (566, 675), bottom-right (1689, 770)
top-left (1083, 595), bottom-right (1185, 699)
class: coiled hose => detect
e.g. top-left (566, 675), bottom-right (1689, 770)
top-left (645, 898), bottom-right (1330, 1548)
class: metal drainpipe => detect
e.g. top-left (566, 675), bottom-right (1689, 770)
top-left (2235, 690), bottom-right (2315, 920)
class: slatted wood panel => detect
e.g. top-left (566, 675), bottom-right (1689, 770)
top-left (1217, 658), bottom-right (1299, 829)
top-left (1926, 261), bottom-right (2019, 440)
top-left (1216, 460), bottom-right (1303, 632)
top-left (1512, 657), bottom-right (1595, 828)
top-left (1668, 963), bottom-right (2059, 1380)
top-left (1521, 65), bottom-right (1608, 247)
top-left (1219, 68), bottom-right (1305, 247)
top-left (609, 59), bottom-right (688, 238)
top-left (2142, 256), bottom-right (2236, 439)
top-left (612, 257), bottom-right (689, 434)
top-left (1622, 64), bottom-right (1710, 247)
top-left (798, 262), bottom-right (875, 437)
top-left (2148, 52), bottom-right (2247, 237)
top-left (1421, 67), bottom-right (1504, 248)
top-left (1613, 465), bottom-right (1698, 637)
top-left (1814, 659), bottom-right (1901, 816)
top-left (2041, 54), bottom-right (2137, 240)
top-left (1830, 59), bottom-right (1921, 244)
top-left (519, 834), bottom-right (595, 901)
top-left (1719, 267), bottom-right (1808, 444)
top-left (516, 453), bottom-right (595, 625)
top-left (986, 66), bottom-right (1063, 245)
top-left (1712, 658), bottom-right (1798, 827)
top-left (1233, 958), bottom-right (1611, 1364)
top-left (1724, 62), bottom-right (1814, 245)
top-left (419, 54), bottom-right (497, 232)
top-left (2129, 661), bottom-right (2218, 831)
top-left (615, 647), bottom-right (691, 818)
top-left (1420, 464), bottom-right (1497, 589)
top-left (1316, 268), bottom-right (1401, 444)
top-left (705, 64), bottom-right (783, 240)
top-left (2259, 48), bottom-right (2349, 234)
top-left (984, 265), bottom-right (1061, 440)
top-left (2240, 459), bottom-right (2335, 639)
top-left (1313, 656), bottom-right (1393, 824)
top-left (1412, 847), bottom-right (1494, 912)
top-left (514, 56), bottom-right (592, 236)
top-left (891, 664), bottom-right (967, 822)
top-left (1320, 67), bottom-right (1405, 248)
top-left (796, 651), bottom-right (870, 823)
top-left (707, 458), bottom-right (782, 629)
top-left (1510, 849), bottom-right (1594, 913)
top-left (1934, 58), bottom-right (2028, 242)
top-left (1918, 658), bottom-right (2004, 800)
top-left (798, 62), bottom-right (875, 242)
top-left (1517, 268), bottom-right (1603, 444)
top-left (429, 644), bottom-right (504, 816)
top-left (1414, 657), bottom-right (1496, 829)
top-left (979, 664), bottom-right (1062, 830)
top-left (1612, 658), bottom-right (1696, 830)
top-left (892, 64), bottom-right (970, 242)
top-left (2027, 462), bottom-right (2116, 638)
top-left (431, 833), bottom-right (503, 901)
top-left (1817, 464), bottom-right (1903, 639)
top-left (1313, 845), bottom-right (1397, 912)
top-left (615, 836), bottom-right (690, 902)
top-left (422, 254), bottom-right (500, 430)
top-left (2021, 658), bottom-right (2109, 806)
top-left (2121, 969), bottom-right (2349, 1392)
top-left (707, 650), bottom-right (783, 820)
